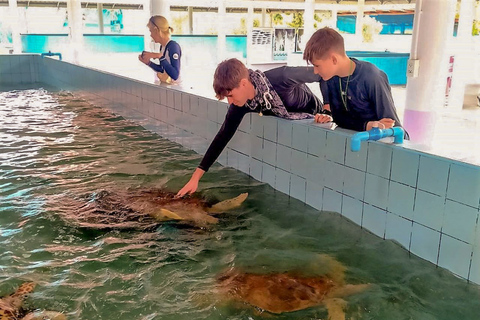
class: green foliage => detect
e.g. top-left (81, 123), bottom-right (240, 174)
top-left (272, 13), bottom-right (283, 26)
top-left (287, 12), bottom-right (304, 29)
top-left (253, 19), bottom-right (260, 27)
top-left (314, 13), bottom-right (322, 23)
top-left (473, 20), bottom-right (480, 36)
top-left (232, 18), bottom-right (247, 35)
top-left (171, 14), bottom-right (188, 34)
top-left (361, 16), bottom-right (383, 43)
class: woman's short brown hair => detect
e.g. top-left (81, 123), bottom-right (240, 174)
top-left (213, 58), bottom-right (249, 100)
top-left (303, 27), bottom-right (345, 64)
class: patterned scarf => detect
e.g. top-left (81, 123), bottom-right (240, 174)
top-left (245, 69), bottom-right (314, 120)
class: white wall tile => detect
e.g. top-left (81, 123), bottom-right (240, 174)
top-left (413, 190), bottom-right (445, 232)
top-left (438, 234), bottom-right (473, 280)
top-left (342, 195), bottom-right (363, 226)
top-left (363, 204), bottom-right (387, 238)
top-left (442, 200), bottom-right (479, 244)
top-left (388, 181), bottom-right (415, 219)
top-left (447, 163), bottom-right (480, 208)
top-left (411, 223), bottom-right (440, 265)
top-left (418, 155), bottom-right (450, 196)
top-left (385, 212), bottom-right (412, 250)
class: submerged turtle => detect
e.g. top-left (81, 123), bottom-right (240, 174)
top-left (216, 254), bottom-right (369, 319)
top-left (0, 282), bottom-right (66, 320)
top-left (52, 188), bottom-right (248, 229)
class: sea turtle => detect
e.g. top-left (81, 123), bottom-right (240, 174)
top-left (215, 254), bottom-right (369, 320)
top-left (0, 282), bottom-right (66, 320)
top-left (52, 188), bottom-right (248, 229)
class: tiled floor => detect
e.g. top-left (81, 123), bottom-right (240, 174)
top-left (78, 52), bottom-right (480, 166)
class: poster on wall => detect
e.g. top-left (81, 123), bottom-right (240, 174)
top-left (249, 28), bottom-right (274, 63)
top-left (273, 28), bottom-right (295, 60)
top-left (295, 28), bottom-right (305, 52)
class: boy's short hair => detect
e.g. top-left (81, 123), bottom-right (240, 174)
top-left (303, 27), bottom-right (345, 64)
top-left (213, 58), bottom-right (249, 100)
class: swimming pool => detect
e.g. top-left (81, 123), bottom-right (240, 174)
top-left (1, 87), bottom-right (479, 319)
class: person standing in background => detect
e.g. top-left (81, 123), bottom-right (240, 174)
top-left (139, 15), bottom-right (181, 84)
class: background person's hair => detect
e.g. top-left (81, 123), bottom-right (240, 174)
top-left (213, 58), bottom-right (249, 100)
top-left (148, 15), bottom-right (174, 35)
top-left (303, 27), bottom-right (345, 64)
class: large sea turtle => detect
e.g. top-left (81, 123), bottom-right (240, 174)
top-left (215, 254), bottom-right (369, 320)
top-left (52, 188), bottom-right (248, 229)
top-left (0, 282), bottom-right (66, 320)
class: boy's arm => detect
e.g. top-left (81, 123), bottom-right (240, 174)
top-left (281, 66), bottom-right (322, 84)
top-left (177, 105), bottom-right (248, 196)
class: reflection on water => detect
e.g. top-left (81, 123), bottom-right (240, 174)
top-left (0, 88), bottom-right (480, 320)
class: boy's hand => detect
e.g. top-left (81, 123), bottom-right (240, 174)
top-left (176, 180), bottom-right (198, 197)
top-left (378, 118), bottom-right (395, 128)
top-left (366, 118), bottom-right (395, 130)
top-left (314, 113), bottom-right (333, 123)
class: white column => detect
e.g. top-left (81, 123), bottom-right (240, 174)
top-left (262, 8), bottom-right (267, 27)
top-left (330, 8), bottom-right (338, 29)
top-left (355, 0), bottom-right (365, 42)
top-left (143, 0), bottom-right (151, 51)
top-left (217, 0), bottom-right (226, 63)
top-left (97, 3), bottom-right (104, 34)
top-left (8, 0), bottom-right (21, 53)
top-left (403, 0), bottom-right (457, 144)
top-left (303, 0), bottom-right (315, 45)
top-left (150, 0), bottom-right (170, 21)
top-left (67, 0), bottom-right (83, 63)
top-left (246, 4), bottom-right (254, 65)
top-left (188, 6), bottom-right (193, 34)
top-left (447, 0), bottom-right (476, 110)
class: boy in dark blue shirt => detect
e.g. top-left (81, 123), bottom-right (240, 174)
top-left (303, 27), bottom-right (404, 133)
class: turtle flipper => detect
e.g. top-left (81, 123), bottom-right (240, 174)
top-left (207, 193), bottom-right (248, 214)
top-left (2, 282), bottom-right (36, 311)
top-left (150, 208), bottom-right (185, 221)
top-left (22, 310), bottom-right (67, 320)
top-left (324, 298), bottom-right (347, 320)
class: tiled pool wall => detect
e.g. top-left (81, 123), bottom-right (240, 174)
top-left (2, 54), bottom-right (480, 284)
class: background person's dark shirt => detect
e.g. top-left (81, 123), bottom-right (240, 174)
top-left (322, 58), bottom-right (404, 132)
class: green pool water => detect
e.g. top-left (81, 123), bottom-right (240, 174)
top-left (0, 88), bottom-right (479, 320)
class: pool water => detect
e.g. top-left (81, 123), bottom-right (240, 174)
top-left (1, 88), bottom-right (479, 320)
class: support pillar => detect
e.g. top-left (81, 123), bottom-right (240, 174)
top-left (262, 8), bottom-right (267, 27)
top-left (97, 3), bottom-right (104, 34)
top-left (355, 0), bottom-right (365, 43)
top-left (67, 0), bottom-right (83, 63)
top-left (246, 4), bottom-right (254, 65)
top-left (447, 0), bottom-right (476, 110)
top-left (8, 0), bottom-right (21, 53)
top-left (403, 0), bottom-right (457, 144)
top-left (188, 6), bottom-right (193, 34)
top-left (217, 0), bottom-right (226, 63)
top-left (303, 0), bottom-right (315, 47)
top-left (330, 8), bottom-right (338, 29)
top-left (150, 0), bottom-right (170, 21)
